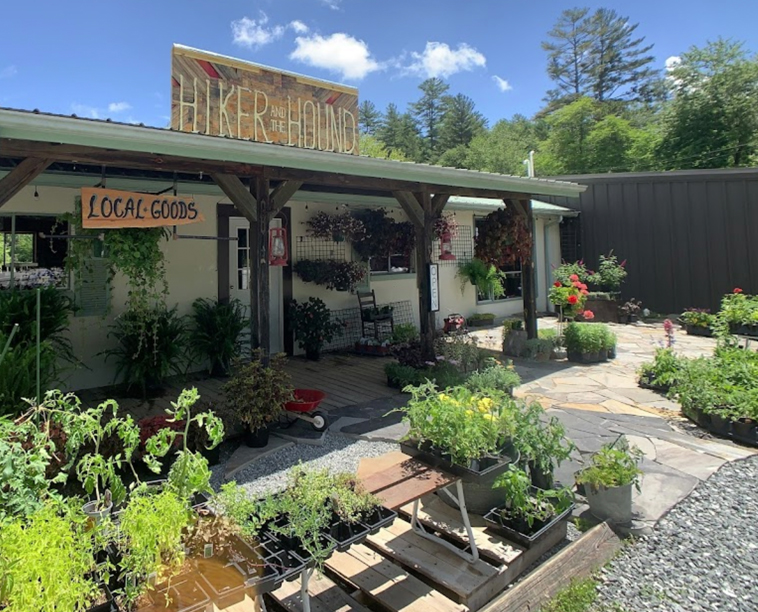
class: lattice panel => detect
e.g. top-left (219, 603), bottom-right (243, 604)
top-left (323, 299), bottom-right (415, 351)
top-left (432, 224), bottom-right (473, 266)
top-left (295, 236), bottom-right (347, 262)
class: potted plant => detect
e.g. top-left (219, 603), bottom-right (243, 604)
top-left (484, 465), bottom-right (574, 548)
top-left (618, 298), bottom-right (642, 324)
top-left (563, 322), bottom-right (608, 364)
top-left (355, 337), bottom-right (391, 356)
top-left (680, 308), bottom-right (714, 337)
top-left (393, 383), bottom-right (520, 515)
top-left (468, 312), bottom-right (496, 328)
top-left (456, 259), bottom-right (505, 300)
top-left (189, 297), bottom-right (248, 376)
top-left (290, 297), bottom-right (344, 360)
top-left (223, 351), bottom-right (293, 448)
top-left (464, 362), bottom-right (521, 396)
top-left (638, 348), bottom-right (682, 393)
top-left (384, 362), bottom-right (423, 389)
top-left (575, 438), bottom-right (643, 524)
top-left (587, 253), bottom-right (627, 294)
top-left (362, 305), bottom-right (394, 322)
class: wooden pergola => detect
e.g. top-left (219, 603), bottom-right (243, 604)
top-left (0, 110), bottom-right (585, 359)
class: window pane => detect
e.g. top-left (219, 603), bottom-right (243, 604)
top-left (237, 228), bottom-right (247, 248)
top-left (389, 254), bottom-right (410, 273)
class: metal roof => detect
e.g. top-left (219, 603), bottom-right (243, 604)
top-left (0, 108), bottom-right (586, 198)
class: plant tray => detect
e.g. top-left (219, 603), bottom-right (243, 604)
top-left (732, 420), bottom-right (758, 447)
top-left (263, 515), bottom-right (337, 568)
top-left (685, 324), bottom-right (713, 337)
top-left (85, 585), bottom-right (117, 612)
top-left (638, 379), bottom-right (670, 394)
top-left (324, 514), bottom-right (372, 552)
top-left (361, 505), bottom-right (397, 535)
top-left (400, 440), bottom-right (518, 480)
top-left (483, 502), bottom-right (574, 549)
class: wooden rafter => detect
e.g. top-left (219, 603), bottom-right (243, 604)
top-left (431, 193), bottom-right (450, 216)
top-left (211, 174), bottom-right (257, 222)
top-left (392, 191), bottom-right (424, 228)
top-left (0, 157), bottom-right (52, 209)
top-left (270, 180), bottom-right (303, 214)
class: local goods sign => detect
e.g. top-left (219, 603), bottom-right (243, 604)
top-left (81, 187), bottom-right (205, 229)
top-left (170, 44), bottom-right (360, 155)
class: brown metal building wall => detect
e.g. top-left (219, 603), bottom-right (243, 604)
top-left (546, 169), bottom-right (758, 314)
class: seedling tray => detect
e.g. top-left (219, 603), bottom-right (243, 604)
top-left (84, 585), bottom-right (117, 612)
top-left (324, 513), bottom-right (372, 552)
top-left (483, 502), bottom-right (573, 549)
top-left (360, 505), bottom-right (397, 535)
top-left (400, 440), bottom-right (518, 480)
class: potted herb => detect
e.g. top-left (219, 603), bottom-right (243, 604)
top-left (394, 383), bottom-right (520, 515)
top-left (468, 312), bottom-right (496, 328)
top-left (514, 403), bottom-right (575, 489)
top-left (575, 438), bottom-right (643, 525)
top-left (223, 351), bottom-right (293, 448)
top-left (485, 465), bottom-right (574, 548)
top-left (638, 348), bottom-right (682, 393)
top-left (464, 362), bottom-right (521, 396)
top-left (289, 297), bottom-right (344, 360)
top-left (563, 322), bottom-right (609, 364)
top-left (680, 308), bottom-right (714, 337)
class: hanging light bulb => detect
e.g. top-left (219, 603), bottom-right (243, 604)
top-left (33, 186), bottom-right (39, 199)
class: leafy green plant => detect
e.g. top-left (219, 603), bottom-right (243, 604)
top-left (104, 305), bottom-right (189, 397)
top-left (390, 323), bottom-right (418, 344)
top-left (576, 438), bottom-right (644, 492)
top-left (329, 473), bottom-right (379, 523)
top-left (563, 322), bottom-right (608, 354)
top-left (464, 363), bottom-right (521, 394)
top-left (552, 261), bottom-right (591, 285)
top-left (434, 334), bottom-right (487, 373)
top-left (638, 348), bottom-right (683, 389)
top-left (468, 312), bottom-right (496, 323)
top-left (456, 258), bottom-right (505, 299)
top-left (589, 252), bottom-right (627, 291)
top-left (223, 351), bottom-right (293, 433)
top-left (0, 338), bottom-right (56, 416)
top-left (289, 297), bottom-right (344, 357)
top-left (512, 402), bottom-right (575, 478)
top-left (493, 465), bottom-right (573, 528)
top-left (214, 482), bottom-right (278, 541)
top-left (384, 362), bottom-right (424, 388)
top-left (190, 298), bottom-right (248, 375)
top-left (0, 500), bottom-right (103, 612)
top-left (522, 338), bottom-right (555, 360)
top-left (293, 259), bottom-right (366, 291)
top-left (396, 383), bottom-right (510, 466)
top-left (539, 577), bottom-right (599, 612)
top-left (117, 488), bottom-right (191, 604)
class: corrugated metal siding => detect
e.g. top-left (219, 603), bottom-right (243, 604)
top-left (544, 169), bottom-right (758, 314)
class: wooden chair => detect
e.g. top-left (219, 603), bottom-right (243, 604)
top-left (357, 290), bottom-right (394, 339)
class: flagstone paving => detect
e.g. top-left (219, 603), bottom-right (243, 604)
top-left (340, 319), bottom-right (756, 534)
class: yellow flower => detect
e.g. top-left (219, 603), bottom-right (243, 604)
top-left (465, 409), bottom-right (474, 416)
top-left (438, 393), bottom-right (448, 402)
top-left (483, 413), bottom-right (494, 421)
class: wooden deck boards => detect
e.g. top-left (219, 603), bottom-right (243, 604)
top-left (272, 572), bottom-right (370, 612)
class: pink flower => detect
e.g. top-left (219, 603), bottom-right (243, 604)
top-left (583, 310), bottom-right (595, 320)
top-left (580, 283), bottom-right (588, 291)
top-left (620, 259), bottom-right (627, 268)
top-left (580, 289), bottom-right (589, 295)
top-left (567, 295), bottom-right (578, 305)
top-left (553, 281), bottom-right (562, 287)
top-left (663, 319), bottom-right (674, 333)
top-left (572, 281), bottom-right (582, 288)
top-left (734, 287), bottom-right (743, 294)
top-left (569, 274), bottom-right (580, 282)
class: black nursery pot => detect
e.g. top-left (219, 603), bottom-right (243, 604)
top-left (325, 512), bottom-right (371, 552)
top-left (528, 461), bottom-right (554, 490)
top-left (245, 425), bottom-right (270, 448)
top-left (733, 418), bottom-right (758, 446)
top-left (709, 414), bottom-right (733, 438)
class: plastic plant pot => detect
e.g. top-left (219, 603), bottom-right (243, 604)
top-left (324, 513), bottom-right (371, 552)
top-left (360, 506), bottom-right (398, 535)
top-left (83, 499), bottom-right (113, 523)
top-left (732, 418), bottom-right (757, 446)
top-left (483, 500), bottom-right (573, 549)
top-left (85, 585), bottom-right (118, 612)
top-left (709, 414), bottom-right (733, 438)
top-left (585, 483), bottom-right (633, 524)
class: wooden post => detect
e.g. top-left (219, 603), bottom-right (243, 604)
top-left (520, 198), bottom-right (538, 340)
top-left (255, 175), bottom-right (272, 362)
top-left (0, 158), bottom-right (51, 209)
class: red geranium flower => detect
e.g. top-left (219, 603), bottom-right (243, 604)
top-left (580, 283), bottom-right (588, 291)
top-left (734, 288), bottom-right (743, 294)
top-left (567, 294), bottom-right (578, 305)
top-left (580, 289), bottom-right (589, 295)
top-left (569, 274), bottom-right (580, 282)
top-left (572, 281), bottom-right (582, 288)
top-left (553, 281), bottom-right (562, 287)
top-left (583, 310), bottom-right (595, 320)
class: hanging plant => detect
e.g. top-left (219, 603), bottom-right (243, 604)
top-left (352, 209), bottom-right (416, 262)
top-left (293, 259), bottom-right (366, 291)
top-left (475, 206), bottom-right (532, 267)
top-left (433, 213), bottom-right (458, 240)
top-left (305, 211), bottom-right (365, 242)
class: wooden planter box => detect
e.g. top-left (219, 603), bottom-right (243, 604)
top-left (583, 297), bottom-right (619, 323)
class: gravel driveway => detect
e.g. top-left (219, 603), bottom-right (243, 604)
top-left (594, 455), bottom-right (758, 612)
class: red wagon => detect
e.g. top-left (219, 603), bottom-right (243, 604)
top-left (283, 389), bottom-right (329, 431)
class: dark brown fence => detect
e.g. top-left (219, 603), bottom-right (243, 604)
top-left (546, 168), bottom-right (758, 314)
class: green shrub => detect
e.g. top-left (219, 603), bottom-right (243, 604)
top-left (522, 338), bottom-right (555, 360)
top-left (538, 328), bottom-right (559, 344)
top-left (434, 335), bottom-right (486, 373)
top-left (468, 312), bottom-right (496, 322)
top-left (563, 322), bottom-right (608, 354)
top-left (539, 577), bottom-right (599, 612)
top-left (638, 348), bottom-right (683, 388)
top-left (385, 363), bottom-right (424, 388)
top-left (680, 308), bottom-right (714, 328)
top-left (390, 323), bottom-right (418, 344)
top-left (190, 298), bottom-right (248, 375)
top-left (0, 338), bottom-right (56, 415)
top-left (576, 438), bottom-right (643, 491)
top-left (104, 305), bottom-right (189, 396)
top-left (465, 363), bottom-right (521, 394)
top-left (552, 261), bottom-right (591, 285)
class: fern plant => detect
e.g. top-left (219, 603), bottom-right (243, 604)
top-left (456, 258), bottom-right (505, 299)
top-left (190, 298), bottom-right (248, 375)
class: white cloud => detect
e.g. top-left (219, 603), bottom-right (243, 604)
top-left (321, 0), bottom-right (342, 9)
top-left (492, 75), bottom-right (512, 92)
top-left (231, 13), bottom-right (285, 49)
top-left (0, 65), bottom-right (17, 79)
top-left (290, 20), bottom-right (309, 34)
top-left (665, 55), bottom-right (681, 72)
top-left (290, 33), bottom-right (381, 80)
top-left (108, 101), bottom-right (132, 113)
top-left (406, 42), bottom-right (486, 78)
top-left (71, 103), bottom-right (100, 119)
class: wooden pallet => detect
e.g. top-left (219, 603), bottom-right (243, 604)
top-left (271, 572), bottom-right (370, 612)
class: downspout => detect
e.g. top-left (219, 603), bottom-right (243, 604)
top-left (543, 215), bottom-right (563, 313)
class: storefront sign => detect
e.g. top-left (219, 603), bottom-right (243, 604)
top-left (171, 45), bottom-right (360, 155)
top-left (80, 187), bottom-right (205, 229)
top-left (429, 264), bottom-right (440, 312)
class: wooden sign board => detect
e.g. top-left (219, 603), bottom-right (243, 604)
top-left (81, 187), bottom-right (205, 229)
top-left (171, 44), bottom-right (360, 155)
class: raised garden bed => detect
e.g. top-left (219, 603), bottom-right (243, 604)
top-left (483, 500), bottom-right (574, 549)
top-left (583, 296), bottom-right (619, 323)
top-left (685, 324), bottom-right (713, 337)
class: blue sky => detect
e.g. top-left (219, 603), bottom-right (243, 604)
top-left (0, 0), bottom-right (756, 128)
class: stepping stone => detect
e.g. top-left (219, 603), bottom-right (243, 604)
top-left (650, 438), bottom-right (727, 480)
top-left (341, 418), bottom-right (409, 443)
top-left (557, 402), bottom-right (610, 413)
top-left (224, 436), bottom-right (294, 480)
top-left (565, 391), bottom-right (608, 404)
top-left (330, 416), bottom-right (368, 433)
top-left (600, 399), bottom-right (657, 417)
top-left (632, 457), bottom-right (699, 524)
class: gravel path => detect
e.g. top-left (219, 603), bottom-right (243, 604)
top-left (594, 455), bottom-right (758, 612)
top-left (210, 433), bottom-right (398, 497)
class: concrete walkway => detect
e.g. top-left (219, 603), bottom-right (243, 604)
top-left (339, 320), bottom-right (756, 533)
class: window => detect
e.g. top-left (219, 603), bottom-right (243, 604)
top-left (474, 216), bottom-right (522, 303)
top-left (369, 253), bottom-right (413, 275)
top-left (1, 215), bottom-right (68, 289)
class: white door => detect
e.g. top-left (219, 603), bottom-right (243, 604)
top-left (229, 218), bottom-right (284, 354)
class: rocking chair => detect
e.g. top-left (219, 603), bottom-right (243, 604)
top-left (357, 290), bottom-right (395, 340)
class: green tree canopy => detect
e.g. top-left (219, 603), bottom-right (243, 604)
top-left (358, 100), bottom-right (383, 136)
top-left (411, 78), bottom-right (450, 161)
top-left (438, 93), bottom-right (487, 153)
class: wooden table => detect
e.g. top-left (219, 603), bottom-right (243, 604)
top-left (359, 451), bottom-right (481, 563)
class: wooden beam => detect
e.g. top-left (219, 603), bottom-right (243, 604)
top-left (509, 198), bottom-right (528, 219)
top-left (392, 191), bottom-right (424, 228)
top-left (480, 522), bottom-right (622, 612)
top-left (270, 180), bottom-right (303, 214)
top-left (412, 191), bottom-right (436, 361)
top-left (517, 198), bottom-right (538, 340)
top-left (431, 193), bottom-right (451, 216)
top-left (255, 175), bottom-right (272, 360)
top-left (0, 157), bottom-right (51, 209)
top-left (211, 174), bottom-right (257, 222)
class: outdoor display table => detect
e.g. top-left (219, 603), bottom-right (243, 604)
top-left (359, 452), bottom-right (481, 563)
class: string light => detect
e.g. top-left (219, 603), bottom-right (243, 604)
top-left (33, 186), bottom-right (39, 199)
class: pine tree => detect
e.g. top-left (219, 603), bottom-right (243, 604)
top-left (358, 100), bottom-right (383, 135)
top-left (411, 78), bottom-right (450, 161)
top-left (377, 103), bottom-right (403, 153)
top-left (542, 7), bottom-right (592, 104)
top-left (438, 94), bottom-right (487, 152)
top-left (377, 104), bottom-right (422, 161)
